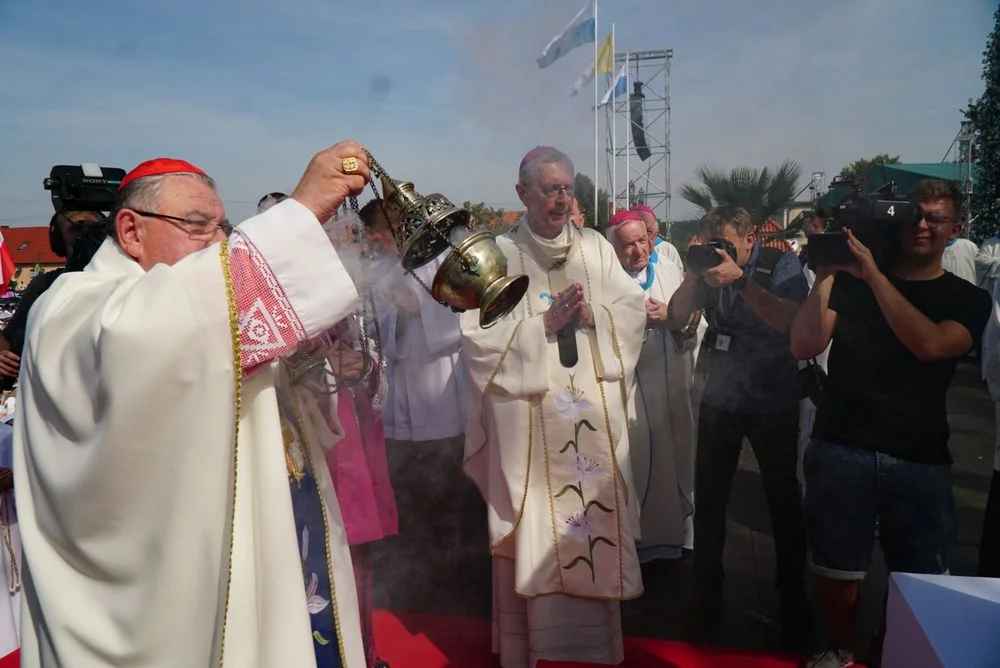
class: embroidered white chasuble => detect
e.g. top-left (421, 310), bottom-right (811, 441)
top-left (462, 220), bottom-right (646, 601)
top-left (14, 199), bottom-right (366, 667)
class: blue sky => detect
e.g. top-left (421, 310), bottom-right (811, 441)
top-left (0, 0), bottom-right (994, 225)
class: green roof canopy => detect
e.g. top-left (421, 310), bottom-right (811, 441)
top-left (815, 162), bottom-right (976, 209)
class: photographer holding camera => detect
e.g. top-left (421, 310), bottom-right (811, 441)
top-left (790, 180), bottom-right (991, 668)
top-left (667, 205), bottom-right (811, 633)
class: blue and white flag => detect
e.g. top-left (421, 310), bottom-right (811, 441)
top-left (537, 0), bottom-right (596, 69)
top-left (597, 62), bottom-right (627, 107)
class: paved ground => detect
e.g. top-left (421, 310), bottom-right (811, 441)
top-left (371, 357), bottom-right (996, 660)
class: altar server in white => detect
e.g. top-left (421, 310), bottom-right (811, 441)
top-left (461, 146), bottom-right (646, 668)
top-left (607, 210), bottom-right (696, 562)
top-left (15, 145), bottom-right (372, 668)
top-left (942, 237), bottom-right (978, 284)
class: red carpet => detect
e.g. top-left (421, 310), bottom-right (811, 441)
top-left (0, 617), bottom-right (811, 667)
top-left (374, 610), bottom-right (806, 667)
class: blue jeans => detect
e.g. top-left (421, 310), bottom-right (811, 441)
top-left (803, 439), bottom-right (956, 581)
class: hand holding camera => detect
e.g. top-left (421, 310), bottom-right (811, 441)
top-left (819, 228), bottom-right (881, 284)
top-left (685, 238), bottom-right (743, 288)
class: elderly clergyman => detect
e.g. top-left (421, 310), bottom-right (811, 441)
top-left (607, 210), bottom-right (697, 562)
top-left (15, 144), bottom-right (372, 666)
top-left (461, 146), bottom-right (646, 667)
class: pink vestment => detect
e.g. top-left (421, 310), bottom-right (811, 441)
top-left (326, 380), bottom-right (399, 546)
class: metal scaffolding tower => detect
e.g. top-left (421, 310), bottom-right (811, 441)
top-left (941, 109), bottom-right (976, 225)
top-left (603, 49), bottom-right (672, 226)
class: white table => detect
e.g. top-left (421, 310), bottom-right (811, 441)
top-left (883, 572), bottom-right (1000, 667)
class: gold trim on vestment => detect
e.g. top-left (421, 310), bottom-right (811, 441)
top-left (536, 398), bottom-right (567, 590)
top-left (282, 369), bottom-right (348, 666)
top-left (218, 238), bottom-right (242, 668)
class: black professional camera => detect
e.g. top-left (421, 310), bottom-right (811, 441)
top-left (686, 238), bottom-right (738, 273)
top-left (43, 164), bottom-right (126, 214)
top-left (807, 181), bottom-right (922, 271)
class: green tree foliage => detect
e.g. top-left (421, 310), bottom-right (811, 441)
top-left (666, 219), bottom-right (701, 250)
top-left (679, 160), bottom-right (801, 224)
top-left (462, 201), bottom-right (509, 233)
top-left (837, 154), bottom-right (901, 181)
top-left (574, 173), bottom-right (610, 229)
top-left (972, 5), bottom-right (1000, 241)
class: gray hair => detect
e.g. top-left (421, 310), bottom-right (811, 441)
top-left (605, 218), bottom-right (644, 244)
top-left (518, 147), bottom-right (575, 185)
top-left (110, 172), bottom-right (217, 240)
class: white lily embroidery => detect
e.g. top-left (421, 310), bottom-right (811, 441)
top-left (306, 573), bottom-right (330, 614)
top-left (563, 511), bottom-right (595, 541)
top-left (572, 454), bottom-right (601, 485)
top-left (554, 374), bottom-right (594, 423)
top-left (301, 526), bottom-right (309, 562)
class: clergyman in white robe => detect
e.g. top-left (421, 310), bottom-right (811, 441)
top-left (462, 216), bottom-right (646, 668)
top-left (15, 197), bottom-right (367, 667)
top-left (609, 216), bottom-right (696, 561)
top-left (380, 254), bottom-right (469, 443)
top-left (374, 251), bottom-right (482, 610)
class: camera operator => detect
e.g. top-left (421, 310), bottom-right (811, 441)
top-left (667, 205), bottom-right (811, 633)
top-left (0, 210), bottom-right (103, 384)
top-left (790, 180), bottom-right (991, 668)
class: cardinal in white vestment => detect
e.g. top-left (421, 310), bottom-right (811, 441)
top-left (14, 146), bottom-right (374, 668)
top-left (607, 210), bottom-right (696, 562)
top-left (461, 147), bottom-right (646, 668)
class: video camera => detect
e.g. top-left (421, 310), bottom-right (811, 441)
top-left (807, 180), bottom-right (922, 271)
top-left (43, 164), bottom-right (126, 214)
top-left (686, 238), bottom-right (738, 273)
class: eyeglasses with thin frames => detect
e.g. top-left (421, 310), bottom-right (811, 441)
top-left (921, 212), bottom-right (957, 228)
top-left (537, 183), bottom-right (573, 199)
top-left (129, 209), bottom-right (233, 240)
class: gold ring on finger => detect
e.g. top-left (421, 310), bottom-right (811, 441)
top-left (341, 157), bottom-right (360, 174)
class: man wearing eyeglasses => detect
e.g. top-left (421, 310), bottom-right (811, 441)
top-left (15, 145), bottom-right (373, 667)
top-left (791, 179), bottom-right (992, 668)
top-left (461, 146), bottom-right (646, 668)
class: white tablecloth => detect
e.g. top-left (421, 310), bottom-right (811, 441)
top-left (883, 573), bottom-right (1000, 668)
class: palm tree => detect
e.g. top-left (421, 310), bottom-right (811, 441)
top-left (679, 160), bottom-right (802, 223)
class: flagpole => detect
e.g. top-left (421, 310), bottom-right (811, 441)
top-left (593, 0), bottom-right (599, 227)
top-left (625, 51), bottom-right (630, 208)
top-left (611, 24), bottom-right (617, 212)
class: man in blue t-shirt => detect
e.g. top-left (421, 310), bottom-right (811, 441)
top-left (668, 205), bottom-right (811, 633)
top-left (791, 180), bottom-right (991, 668)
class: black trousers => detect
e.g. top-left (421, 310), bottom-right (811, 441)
top-left (979, 470), bottom-right (1000, 577)
top-left (693, 403), bottom-right (807, 595)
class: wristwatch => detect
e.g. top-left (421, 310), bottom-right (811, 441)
top-left (732, 270), bottom-right (749, 291)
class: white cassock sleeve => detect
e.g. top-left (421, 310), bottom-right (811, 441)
top-left (229, 199), bottom-right (360, 372)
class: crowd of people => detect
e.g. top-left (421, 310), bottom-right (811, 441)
top-left (0, 141), bottom-right (996, 668)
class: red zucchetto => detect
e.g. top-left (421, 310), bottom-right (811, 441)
top-left (607, 210), bottom-right (643, 228)
top-left (118, 158), bottom-right (207, 191)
